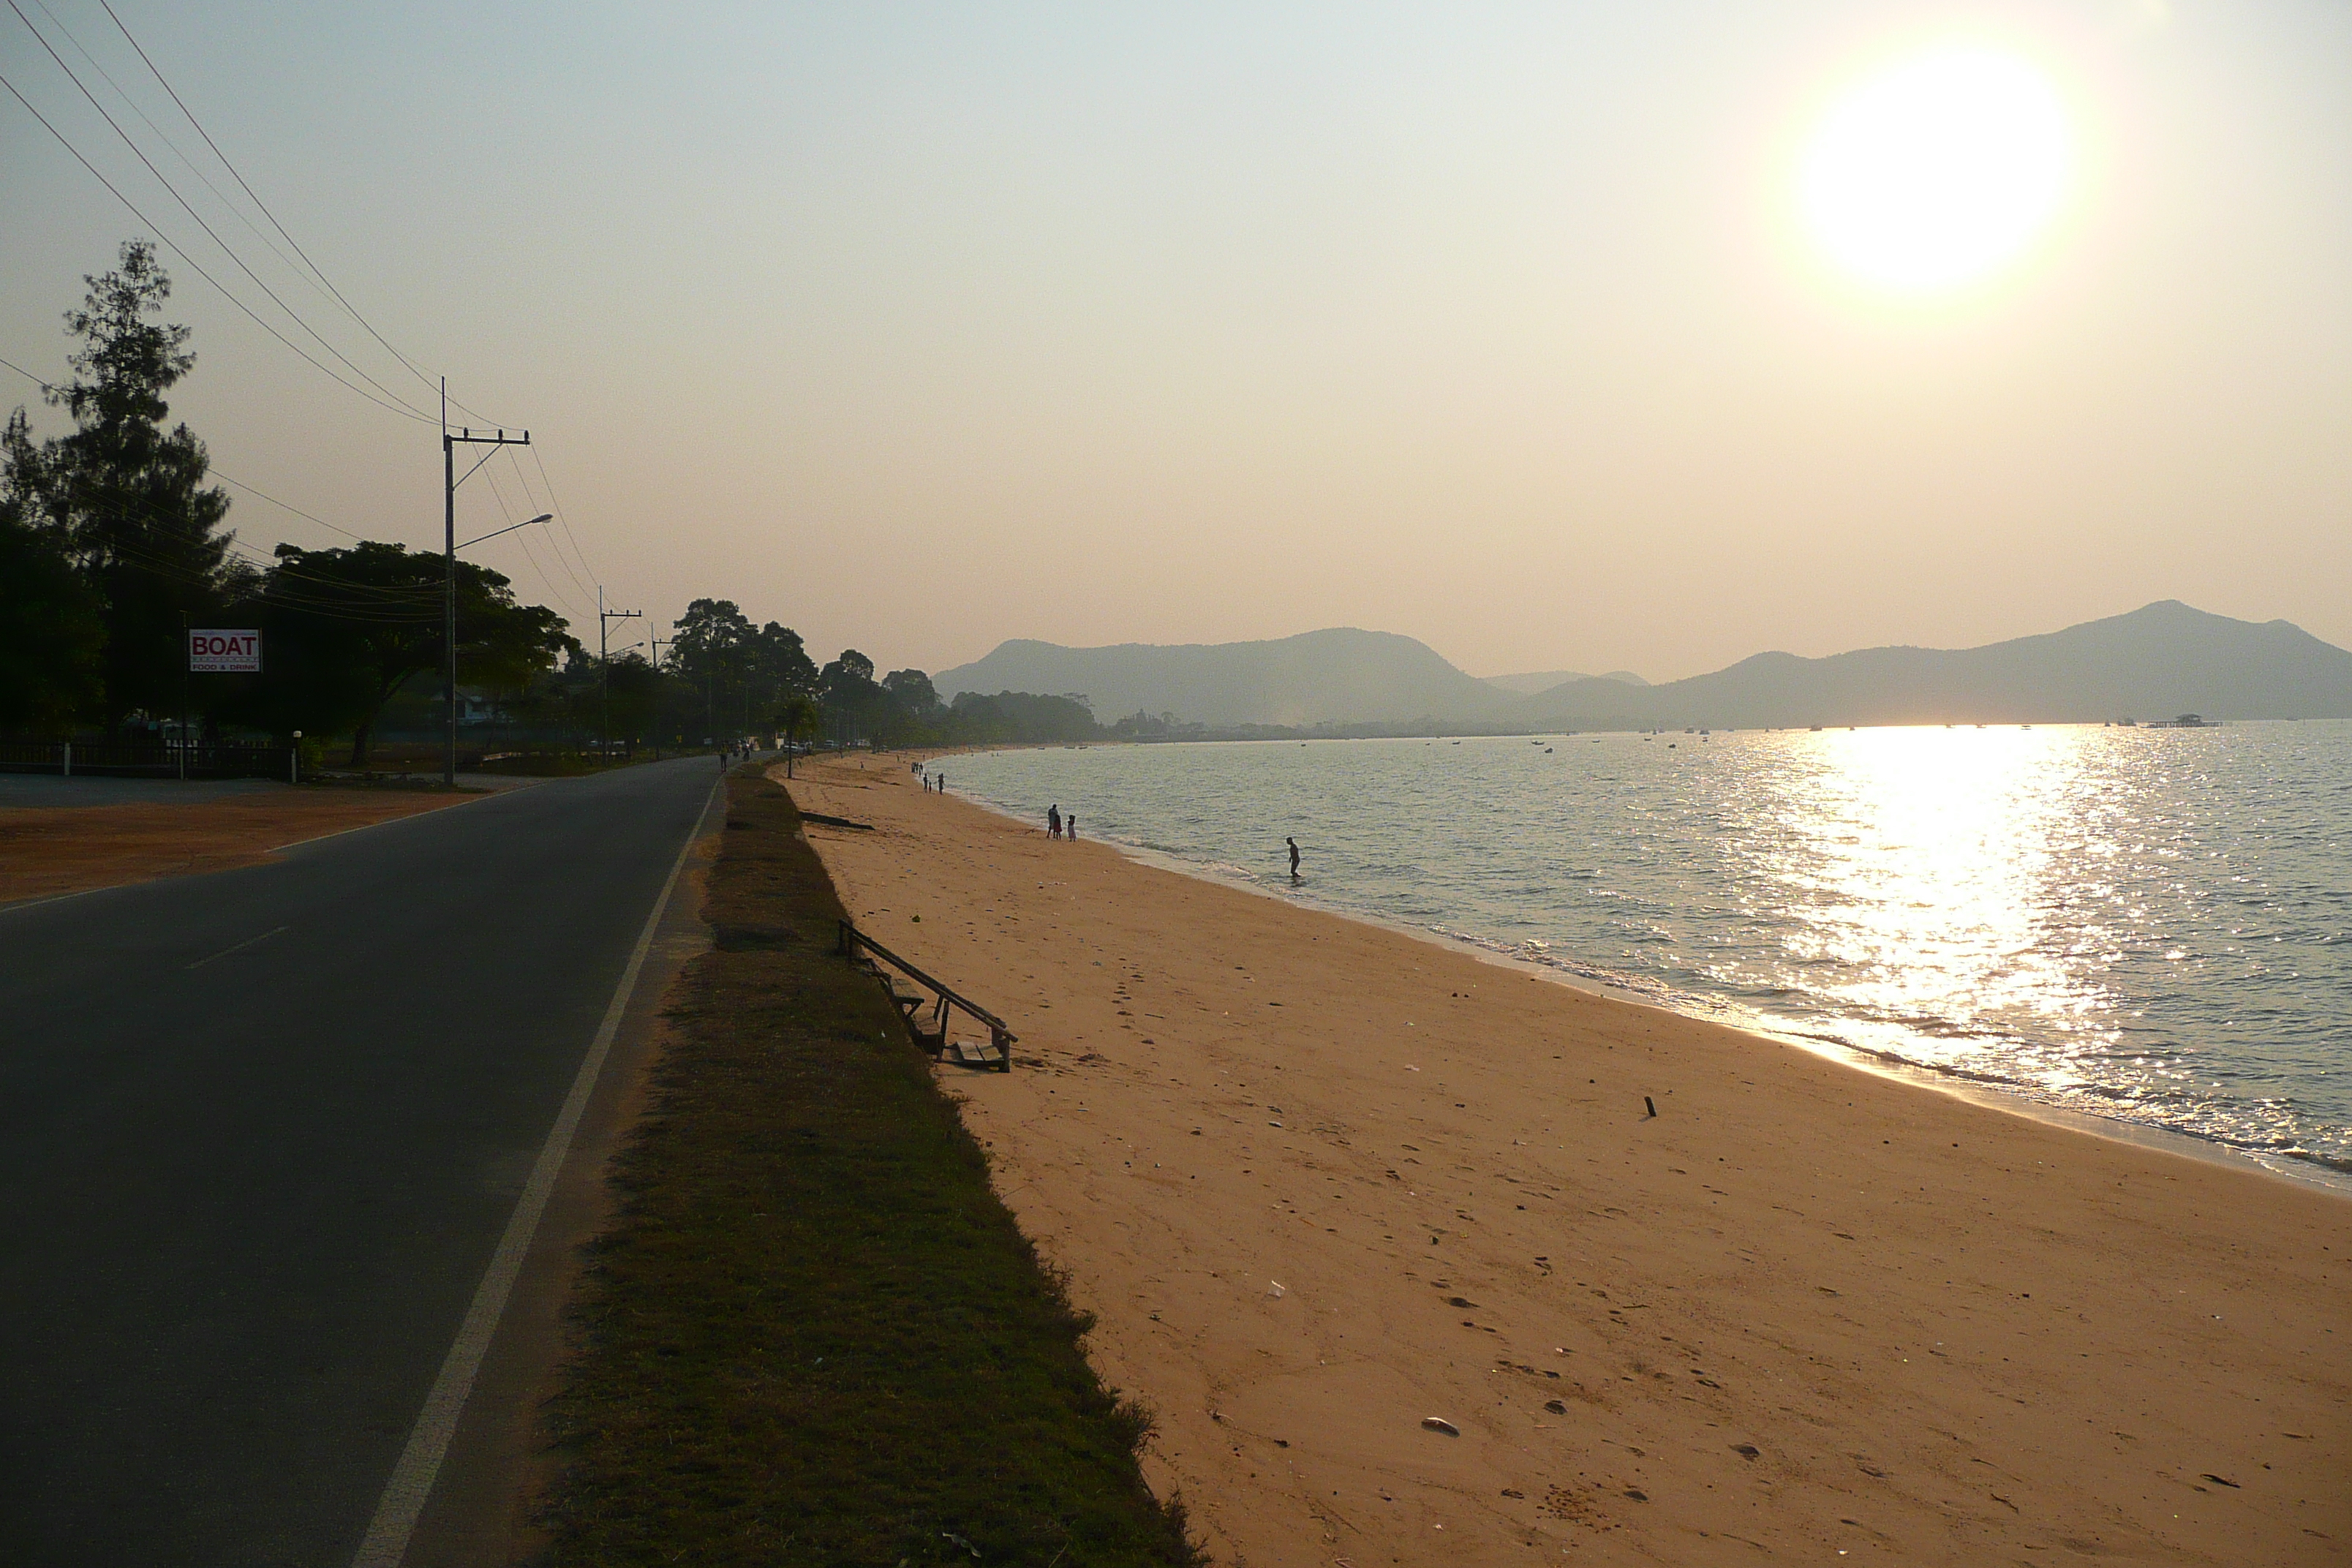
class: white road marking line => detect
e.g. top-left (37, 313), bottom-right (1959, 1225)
top-left (268, 789), bottom-right (502, 854)
top-left (185, 925), bottom-right (288, 970)
top-left (0, 885), bottom-right (113, 919)
top-left (349, 775), bottom-right (721, 1568)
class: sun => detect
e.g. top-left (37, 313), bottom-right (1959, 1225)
top-left (1798, 45), bottom-right (2075, 294)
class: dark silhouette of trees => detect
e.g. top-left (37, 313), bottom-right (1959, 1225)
top-left (666, 600), bottom-right (817, 739)
top-left (15, 242), bottom-right (246, 725)
top-left (7, 248), bottom-right (1098, 764)
top-left (670, 598), bottom-right (753, 679)
top-left (246, 542), bottom-right (570, 764)
top-left (598, 649), bottom-right (668, 742)
top-left (943, 690), bottom-right (1098, 743)
top-left (0, 410), bottom-right (106, 729)
top-left (750, 621), bottom-right (817, 696)
top-left (881, 668), bottom-right (941, 716)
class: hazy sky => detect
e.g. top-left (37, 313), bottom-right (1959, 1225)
top-left (5, 1), bottom-right (2348, 682)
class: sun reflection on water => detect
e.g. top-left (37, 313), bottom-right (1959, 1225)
top-left (950, 723), bottom-right (2352, 1175)
top-left (1732, 727), bottom-right (2144, 1089)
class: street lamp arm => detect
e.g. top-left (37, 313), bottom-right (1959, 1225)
top-left (457, 513), bottom-right (552, 550)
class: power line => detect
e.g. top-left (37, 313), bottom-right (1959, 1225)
top-left (29, 0), bottom-right (319, 293)
top-left (528, 442), bottom-right (605, 596)
top-left (93, 0), bottom-right (521, 432)
top-left (480, 453), bottom-right (587, 624)
top-left (8, 1), bottom-right (440, 423)
top-left (9, 9), bottom-right (584, 612)
top-left (10, 351), bottom-right (578, 619)
top-left (4, 15), bottom-right (611, 621)
top-left (0, 351), bottom-right (59, 395)
top-left (0, 70), bottom-right (439, 426)
top-left (505, 445), bottom-right (595, 606)
top-left (203, 469), bottom-right (363, 540)
top-left (4, 353), bottom-right (379, 549)
top-left (69, 523), bottom-right (442, 623)
top-left (60, 489), bottom-right (438, 607)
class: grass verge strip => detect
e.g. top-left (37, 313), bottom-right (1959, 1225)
top-left (536, 770), bottom-right (1197, 1565)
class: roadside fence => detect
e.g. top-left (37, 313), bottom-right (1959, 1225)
top-left (0, 739), bottom-right (299, 782)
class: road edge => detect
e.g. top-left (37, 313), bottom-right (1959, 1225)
top-left (350, 769), bottom-right (725, 1568)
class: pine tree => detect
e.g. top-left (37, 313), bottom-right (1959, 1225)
top-left (42, 241), bottom-right (245, 725)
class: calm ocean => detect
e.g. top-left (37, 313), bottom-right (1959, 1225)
top-left (946, 723), bottom-right (2351, 1188)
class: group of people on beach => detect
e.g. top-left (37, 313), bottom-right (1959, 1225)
top-left (913, 760), bottom-right (1298, 875)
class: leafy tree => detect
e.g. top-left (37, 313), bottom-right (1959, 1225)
top-left (818, 649), bottom-right (885, 742)
top-left (29, 242), bottom-right (244, 725)
top-left (246, 541), bottom-right (570, 764)
top-left (668, 600), bottom-right (819, 741)
top-left (750, 621), bottom-right (817, 696)
top-left (599, 649), bottom-right (668, 743)
top-left (0, 409), bottom-right (106, 731)
top-left (669, 598), bottom-right (752, 685)
top-left (881, 668), bottom-right (940, 715)
top-left (945, 690), bottom-right (1100, 744)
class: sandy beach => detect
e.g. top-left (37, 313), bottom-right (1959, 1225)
top-left (781, 753), bottom-right (2348, 1567)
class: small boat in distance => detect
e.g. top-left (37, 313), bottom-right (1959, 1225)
top-left (2147, 713), bottom-right (2218, 728)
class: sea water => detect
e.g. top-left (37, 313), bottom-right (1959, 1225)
top-left (948, 722), bottom-right (2351, 1186)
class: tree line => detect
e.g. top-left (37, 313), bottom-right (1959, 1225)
top-left (3, 243), bottom-right (1104, 764)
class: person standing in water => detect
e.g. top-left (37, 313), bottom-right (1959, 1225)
top-left (1287, 836), bottom-right (1301, 879)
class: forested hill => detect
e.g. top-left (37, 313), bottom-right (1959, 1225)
top-left (1512, 601), bottom-right (2352, 728)
top-left (934, 627), bottom-right (1507, 728)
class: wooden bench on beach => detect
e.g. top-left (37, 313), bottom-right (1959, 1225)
top-left (837, 919), bottom-right (1017, 1072)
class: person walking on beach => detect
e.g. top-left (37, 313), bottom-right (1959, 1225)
top-left (1287, 836), bottom-right (1301, 879)
top-left (1048, 804), bottom-right (1061, 839)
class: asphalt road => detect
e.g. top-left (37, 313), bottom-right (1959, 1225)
top-left (0, 757), bottom-right (723, 1565)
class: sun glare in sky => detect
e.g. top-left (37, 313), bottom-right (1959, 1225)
top-left (1799, 45), bottom-right (2076, 294)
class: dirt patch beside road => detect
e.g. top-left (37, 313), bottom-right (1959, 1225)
top-left (0, 786), bottom-right (475, 905)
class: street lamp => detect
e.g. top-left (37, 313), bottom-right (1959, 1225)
top-left (459, 513), bottom-right (551, 551)
top-left (442, 377), bottom-right (541, 787)
top-left (444, 510), bottom-right (548, 782)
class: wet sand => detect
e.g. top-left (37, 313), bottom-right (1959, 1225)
top-left (783, 753), bottom-right (2349, 1566)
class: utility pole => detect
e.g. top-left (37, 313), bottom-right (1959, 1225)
top-left (649, 634), bottom-right (674, 759)
top-left (598, 586), bottom-right (643, 758)
top-left (442, 379), bottom-right (532, 788)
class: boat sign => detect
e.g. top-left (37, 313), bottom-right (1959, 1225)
top-left (189, 628), bottom-right (262, 673)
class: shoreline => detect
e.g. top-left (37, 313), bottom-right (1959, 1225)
top-left (926, 753), bottom-right (2352, 1203)
top-left (794, 752), bottom-right (2349, 1566)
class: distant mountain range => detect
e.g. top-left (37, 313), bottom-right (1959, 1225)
top-left (1480, 668), bottom-right (1650, 695)
top-left (1517, 600), bottom-right (2352, 728)
top-left (934, 628), bottom-right (1502, 727)
top-left (933, 603), bottom-right (2352, 731)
